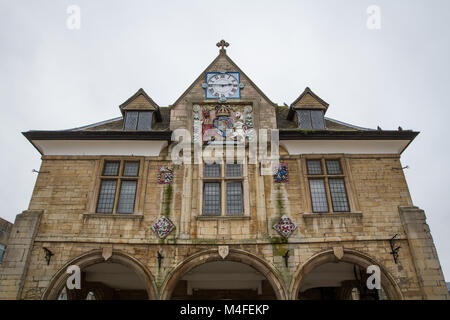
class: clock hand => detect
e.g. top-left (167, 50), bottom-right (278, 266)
top-left (210, 84), bottom-right (231, 87)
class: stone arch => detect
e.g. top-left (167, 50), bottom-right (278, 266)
top-left (289, 248), bottom-right (403, 300)
top-left (42, 249), bottom-right (157, 300)
top-left (160, 248), bottom-right (288, 300)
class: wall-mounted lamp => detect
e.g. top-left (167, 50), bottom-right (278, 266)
top-left (157, 251), bottom-right (164, 270)
top-left (389, 234), bottom-right (401, 264)
top-left (283, 250), bottom-right (289, 268)
top-left (43, 247), bottom-right (54, 265)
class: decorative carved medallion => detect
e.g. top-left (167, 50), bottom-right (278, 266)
top-left (151, 216), bottom-right (175, 239)
top-left (273, 162), bottom-right (289, 183)
top-left (158, 166), bottom-right (173, 184)
top-left (218, 245), bottom-right (229, 259)
top-left (273, 215), bottom-right (297, 238)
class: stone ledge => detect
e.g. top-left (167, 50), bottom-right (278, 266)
top-left (83, 213), bottom-right (144, 220)
top-left (301, 211), bottom-right (363, 219)
top-left (195, 215), bottom-right (251, 221)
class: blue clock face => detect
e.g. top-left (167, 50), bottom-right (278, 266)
top-left (205, 72), bottom-right (241, 99)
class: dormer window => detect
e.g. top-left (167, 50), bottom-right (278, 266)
top-left (296, 110), bottom-right (325, 130)
top-left (124, 111), bottom-right (153, 131)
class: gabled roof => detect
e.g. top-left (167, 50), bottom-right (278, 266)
top-left (287, 87), bottom-right (329, 120)
top-left (172, 49), bottom-right (277, 107)
top-left (119, 88), bottom-right (162, 122)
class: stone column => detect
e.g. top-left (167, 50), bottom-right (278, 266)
top-left (0, 210), bottom-right (43, 299)
top-left (179, 164), bottom-right (192, 239)
top-left (399, 206), bottom-right (449, 300)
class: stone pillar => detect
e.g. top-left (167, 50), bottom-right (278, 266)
top-left (399, 206), bottom-right (449, 300)
top-left (179, 164), bottom-right (192, 239)
top-left (0, 210), bottom-right (43, 299)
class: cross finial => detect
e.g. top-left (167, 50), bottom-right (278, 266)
top-left (216, 39), bottom-right (229, 53)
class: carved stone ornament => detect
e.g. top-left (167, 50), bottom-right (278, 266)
top-left (218, 245), bottom-right (229, 259)
top-left (273, 215), bottom-right (297, 238)
top-left (151, 216), bottom-right (175, 239)
top-left (158, 166), bottom-right (173, 184)
top-left (333, 246), bottom-right (344, 260)
top-left (102, 247), bottom-right (113, 261)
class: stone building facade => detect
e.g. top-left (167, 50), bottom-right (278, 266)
top-left (0, 42), bottom-right (448, 300)
top-left (0, 218), bottom-right (12, 264)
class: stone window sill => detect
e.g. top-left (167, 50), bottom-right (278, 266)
top-left (83, 213), bottom-right (144, 219)
top-left (195, 215), bottom-right (251, 221)
top-left (301, 211), bottom-right (362, 219)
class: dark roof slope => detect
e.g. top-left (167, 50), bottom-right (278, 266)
top-left (82, 107), bottom-right (171, 131)
top-left (276, 106), bottom-right (373, 131)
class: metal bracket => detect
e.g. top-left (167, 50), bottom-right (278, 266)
top-left (157, 251), bottom-right (164, 270)
top-left (283, 250), bottom-right (289, 268)
top-left (43, 247), bottom-right (54, 265)
top-left (389, 234), bottom-right (401, 264)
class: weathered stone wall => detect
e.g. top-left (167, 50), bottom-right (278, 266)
top-left (399, 206), bottom-right (448, 299)
top-left (0, 149), bottom-right (447, 300)
top-left (0, 217), bottom-right (13, 246)
top-left (0, 210), bottom-right (42, 299)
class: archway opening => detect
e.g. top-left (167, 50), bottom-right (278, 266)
top-left (57, 262), bottom-right (148, 300)
top-left (297, 261), bottom-right (388, 300)
top-left (171, 261), bottom-right (277, 300)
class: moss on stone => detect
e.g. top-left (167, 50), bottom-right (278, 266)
top-left (272, 243), bottom-right (288, 256)
top-left (162, 184), bottom-right (173, 217)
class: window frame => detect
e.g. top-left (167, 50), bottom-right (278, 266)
top-left (295, 109), bottom-right (326, 130)
top-left (94, 159), bottom-right (142, 215)
top-left (305, 158), bottom-right (350, 213)
top-left (123, 110), bottom-right (154, 131)
top-left (201, 161), bottom-right (247, 217)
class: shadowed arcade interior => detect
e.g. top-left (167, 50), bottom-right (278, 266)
top-left (297, 261), bottom-right (388, 300)
top-left (171, 261), bottom-right (277, 300)
top-left (58, 262), bottom-right (148, 300)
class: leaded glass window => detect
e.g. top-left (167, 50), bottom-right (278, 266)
top-left (123, 162), bottom-right (139, 176)
top-left (137, 111), bottom-right (153, 130)
top-left (117, 180), bottom-right (137, 213)
top-left (329, 178), bottom-right (349, 212)
top-left (296, 110), bottom-right (326, 130)
top-left (297, 110), bottom-right (312, 129)
top-left (306, 158), bottom-right (350, 213)
top-left (96, 160), bottom-right (141, 214)
top-left (326, 160), bottom-right (342, 175)
top-left (203, 182), bottom-right (221, 215)
top-left (204, 163), bottom-right (221, 177)
top-left (124, 111), bottom-right (139, 130)
top-left (202, 162), bottom-right (244, 216)
top-left (226, 182), bottom-right (243, 215)
top-left (97, 180), bottom-right (117, 213)
top-left (309, 179), bottom-right (329, 213)
top-left (307, 160), bottom-right (322, 175)
top-left (226, 163), bottom-right (242, 177)
top-left (311, 110), bottom-right (325, 129)
top-left (103, 161), bottom-right (120, 176)
top-left (124, 111), bottom-right (153, 131)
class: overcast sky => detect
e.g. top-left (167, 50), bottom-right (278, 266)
top-left (1, 0), bottom-right (449, 280)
